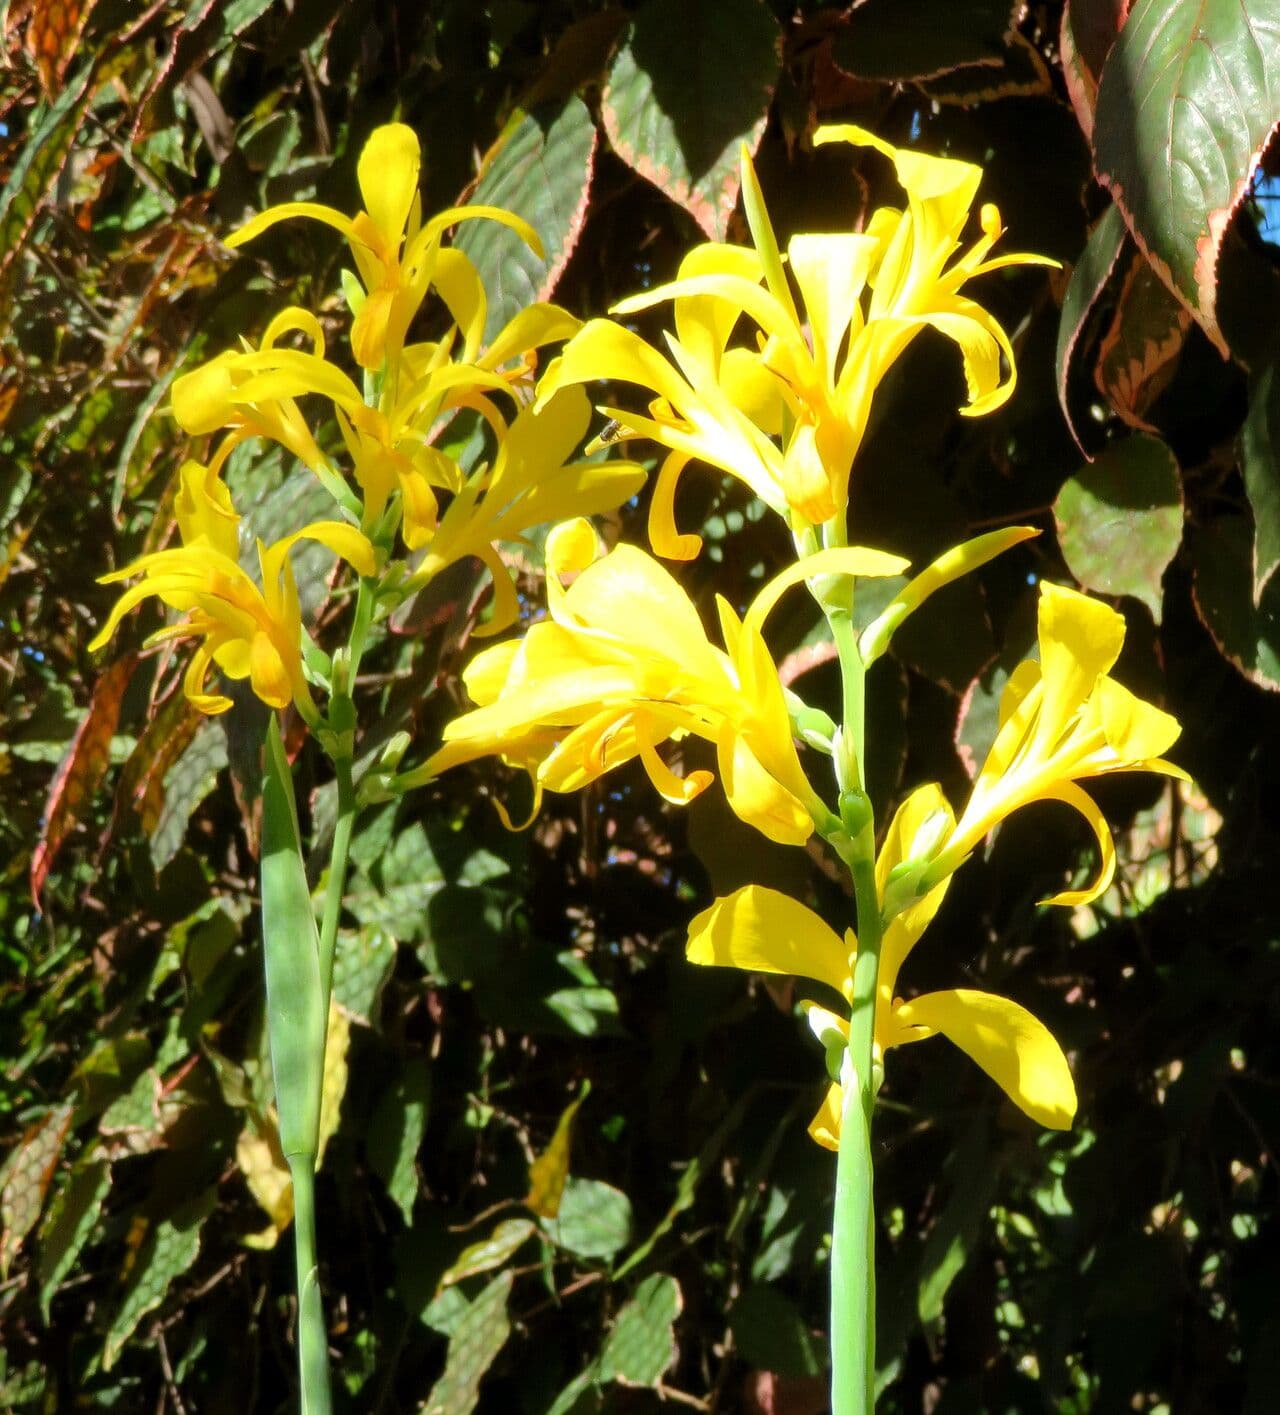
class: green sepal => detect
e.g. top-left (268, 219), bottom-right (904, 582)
top-left (261, 715), bottom-right (326, 1164)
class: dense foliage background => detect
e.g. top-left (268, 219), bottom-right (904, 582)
top-left (3, 1), bottom-right (1280, 1410)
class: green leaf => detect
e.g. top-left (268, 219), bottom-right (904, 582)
top-left (1094, 0), bottom-right (1280, 355)
top-left (601, 0), bottom-right (782, 239)
top-left (1241, 360), bottom-right (1280, 603)
top-left (38, 1160), bottom-right (111, 1323)
top-left (1192, 513), bottom-right (1280, 691)
top-left (0, 1105), bottom-right (74, 1279)
top-left (453, 99), bottom-right (597, 345)
top-left (832, 0), bottom-right (1018, 81)
top-left (101, 1191), bottom-right (215, 1371)
top-left (440, 1218), bottom-right (536, 1288)
top-left (422, 1270), bottom-right (513, 1415)
top-left (728, 1283), bottom-right (824, 1378)
top-left (330, 922), bottom-right (397, 1026)
top-left (599, 1273), bottom-right (682, 1386)
top-left (1053, 433), bottom-right (1183, 620)
top-left (917, 1128), bottom-right (998, 1327)
top-left (542, 1178), bottom-right (632, 1260)
top-left (1057, 204), bottom-right (1129, 450)
top-left (367, 1057), bottom-right (430, 1225)
top-left (260, 718), bottom-right (325, 1163)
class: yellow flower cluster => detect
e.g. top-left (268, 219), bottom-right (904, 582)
top-left (94, 119), bottom-right (1183, 1143)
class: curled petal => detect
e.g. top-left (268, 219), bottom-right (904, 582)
top-left (1035, 780), bottom-right (1116, 908)
top-left (892, 988), bottom-right (1077, 1130)
top-left (807, 1082), bottom-right (843, 1152)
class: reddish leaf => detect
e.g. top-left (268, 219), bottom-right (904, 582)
top-left (1094, 252), bottom-right (1192, 431)
top-left (113, 688), bottom-right (202, 836)
top-left (30, 653), bottom-right (135, 906)
top-left (1061, 0), bottom-right (1134, 138)
top-left (25, 0), bottom-right (99, 95)
top-left (0, 1105), bottom-right (74, 1279)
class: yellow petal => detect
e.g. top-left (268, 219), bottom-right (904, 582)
top-left (175, 460), bottom-right (240, 561)
top-left (1034, 780), bottom-right (1116, 908)
top-left (671, 241), bottom-right (765, 370)
top-left (1094, 675), bottom-right (1181, 762)
top-left (875, 784), bottom-right (956, 1000)
top-left (686, 884), bottom-right (852, 998)
top-left (1035, 582), bottom-right (1125, 746)
top-left (358, 123), bottom-right (420, 253)
top-left (807, 1081), bottom-right (843, 1151)
top-left (172, 356), bottom-right (235, 434)
top-left (892, 988), bottom-right (1076, 1130)
top-left (716, 729), bottom-right (813, 846)
top-left (431, 247), bottom-right (488, 358)
top-left (786, 233), bottom-right (877, 384)
top-left (780, 422), bottom-right (837, 524)
top-left (481, 302), bottom-right (581, 371)
top-left (225, 201), bottom-right (355, 250)
top-left (743, 545), bottom-right (910, 639)
top-left (648, 451), bottom-right (702, 561)
top-left (247, 631), bottom-right (294, 709)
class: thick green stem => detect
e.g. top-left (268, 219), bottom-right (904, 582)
top-left (288, 1156), bottom-right (333, 1415)
top-left (317, 754), bottom-right (356, 1024)
top-left (823, 596), bottom-right (882, 1414)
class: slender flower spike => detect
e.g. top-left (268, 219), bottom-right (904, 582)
top-left (89, 461), bottom-right (377, 715)
top-left (224, 123), bottom-right (541, 370)
top-left (422, 523), bottom-right (905, 843)
top-left (537, 126), bottom-right (1054, 546)
top-left (686, 783), bottom-right (1077, 1149)
top-left (920, 581), bottom-right (1186, 907)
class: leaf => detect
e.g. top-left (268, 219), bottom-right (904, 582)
top-left (1093, 252), bottom-right (1192, 431)
top-left (599, 1273), bottom-right (682, 1386)
top-left (1056, 204), bottom-right (1129, 452)
top-left (832, 0), bottom-right (1018, 82)
top-left (423, 1270), bottom-right (513, 1415)
top-left (30, 653), bottom-right (135, 906)
top-left (0, 64), bottom-right (96, 279)
top-left (453, 99), bottom-right (597, 346)
top-left (917, 1128), bottom-right (998, 1327)
top-left (235, 1121), bottom-right (293, 1248)
top-left (0, 1104), bottom-right (74, 1279)
top-left (921, 31), bottom-right (1053, 104)
top-left (601, 0), bottom-right (782, 239)
top-left (330, 922), bottom-right (397, 1026)
top-left (1192, 512), bottom-right (1280, 691)
top-left (1061, 0), bottom-right (1134, 140)
top-left (440, 1218), bottom-right (536, 1288)
top-left (1053, 433), bottom-right (1183, 620)
top-left (37, 1159), bottom-right (110, 1323)
top-left (1241, 359), bottom-right (1280, 603)
top-left (1093, 0), bottom-right (1280, 356)
top-left (542, 1177), bottom-right (633, 1260)
top-left (526, 1085), bottom-right (589, 1220)
top-left (113, 690), bottom-right (202, 837)
top-left (367, 1057), bottom-right (430, 1225)
top-left (148, 717), bottom-right (228, 872)
top-left (728, 1284), bottom-right (824, 1379)
top-left (101, 1190), bottom-right (215, 1371)
top-left (25, 0), bottom-right (99, 95)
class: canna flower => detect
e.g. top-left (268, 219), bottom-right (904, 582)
top-left (537, 126), bottom-right (1053, 544)
top-left (422, 521), bottom-right (906, 843)
top-left (687, 782), bottom-right (1077, 1149)
top-left (89, 460), bottom-right (376, 715)
top-left (225, 123), bottom-right (540, 370)
top-left (915, 581), bottom-right (1186, 908)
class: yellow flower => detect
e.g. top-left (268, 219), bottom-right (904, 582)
top-left (537, 126), bottom-right (1053, 542)
top-left (225, 123), bottom-right (541, 369)
top-left (89, 461), bottom-right (377, 715)
top-left (921, 581), bottom-right (1186, 907)
top-left (687, 783), bottom-right (1077, 1149)
top-left (424, 523), bottom-right (905, 843)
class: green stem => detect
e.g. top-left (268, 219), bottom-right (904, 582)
top-left (317, 754), bottom-right (356, 1024)
top-left (288, 1156), bottom-right (333, 1415)
top-left (823, 597), bottom-right (881, 1414)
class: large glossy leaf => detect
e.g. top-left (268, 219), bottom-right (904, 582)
top-left (601, 0), bottom-right (781, 239)
top-left (453, 99), bottom-right (596, 345)
top-left (833, 0), bottom-right (1018, 82)
top-left (1054, 433), bottom-right (1183, 620)
top-left (1056, 204), bottom-right (1128, 451)
top-left (1241, 359), bottom-right (1280, 603)
top-left (1094, 0), bottom-right (1280, 355)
